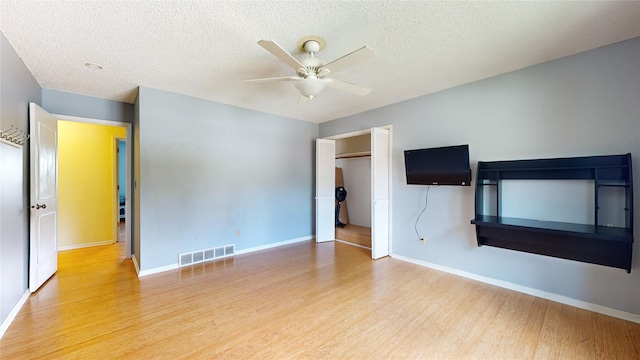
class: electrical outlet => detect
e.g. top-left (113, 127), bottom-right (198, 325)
top-left (236, 229), bottom-right (241, 237)
top-left (420, 237), bottom-right (425, 245)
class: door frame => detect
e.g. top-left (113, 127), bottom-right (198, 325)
top-left (54, 114), bottom-right (133, 258)
top-left (114, 137), bottom-right (126, 242)
top-left (315, 138), bottom-right (336, 242)
top-left (323, 125), bottom-right (393, 256)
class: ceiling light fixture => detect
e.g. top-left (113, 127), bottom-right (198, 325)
top-left (245, 36), bottom-right (375, 103)
top-left (84, 62), bottom-right (103, 70)
top-left (294, 77), bottom-right (328, 99)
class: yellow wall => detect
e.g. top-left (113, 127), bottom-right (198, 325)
top-left (58, 121), bottom-right (126, 249)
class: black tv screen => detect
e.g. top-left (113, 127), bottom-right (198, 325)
top-left (404, 145), bottom-right (471, 186)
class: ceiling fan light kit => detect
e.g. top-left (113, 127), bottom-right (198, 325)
top-left (245, 36), bottom-right (375, 102)
top-left (294, 77), bottom-right (327, 99)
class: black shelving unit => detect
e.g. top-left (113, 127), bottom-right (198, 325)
top-left (470, 154), bottom-right (634, 272)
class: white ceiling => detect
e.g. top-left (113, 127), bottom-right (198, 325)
top-left (1, 1), bottom-right (639, 124)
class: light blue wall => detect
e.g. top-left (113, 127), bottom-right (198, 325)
top-left (0, 32), bottom-right (42, 325)
top-left (137, 87), bottom-right (318, 270)
top-left (320, 37), bottom-right (640, 315)
top-left (42, 89), bottom-right (134, 123)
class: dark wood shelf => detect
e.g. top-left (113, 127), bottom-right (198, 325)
top-left (471, 216), bottom-right (633, 242)
top-left (471, 154), bottom-right (634, 273)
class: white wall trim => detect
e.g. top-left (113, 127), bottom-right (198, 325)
top-left (384, 125), bottom-right (393, 256)
top-left (132, 255), bottom-right (140, 275)
top-left (137, 236), bottom-right (314, 277)
top-left (235, 235), bottom-right (313, 255)
top-left (324, 128), bottom-right (371, 140)
top-left (0, 290), bottom-right (30, 339)
top-left (52, 113), bottom-right (129, 127)
top-left (58, 240), bottom-right (114, 251)
top-left (392, 253), bottom-right (640, 324)
top-left (137, 263), bottom-right (179, 277)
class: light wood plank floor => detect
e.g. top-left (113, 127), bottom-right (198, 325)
top-left (2, 240), bottom-right (640, 359)
top-left (336, 224), bottom-right (371, 248)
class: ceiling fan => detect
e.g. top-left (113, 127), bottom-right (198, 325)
top-left (245, 36), bottom-right (376, 103)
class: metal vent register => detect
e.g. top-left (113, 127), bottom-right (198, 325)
top-left (179, 244), bottom-right (235, 267)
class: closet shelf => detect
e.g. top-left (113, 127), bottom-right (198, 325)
top-left (336, 151), bottom-right (371, 159)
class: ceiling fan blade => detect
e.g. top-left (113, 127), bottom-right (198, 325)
top-left (244, 76), bottom-right (299, 84)
top-left (319, 46), bottom-right (375, 75)
top-left (326, 78), bottom-right (371, 96)
top-left (258, 40), bottom-right (305, 70)
top-left (298, 94), bottom-right (311, 105)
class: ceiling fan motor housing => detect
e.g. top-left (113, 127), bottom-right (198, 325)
top-left (299, 57), bottom-right (324, 76)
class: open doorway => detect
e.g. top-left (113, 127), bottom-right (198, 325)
top-left (316, 126), bottom-right (392, 259)
top-left (55, 114), bottom-right (132, 258)
top-left (116, 139), bottom-right (126, 243)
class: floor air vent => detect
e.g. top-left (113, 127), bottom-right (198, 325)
top-left (179, 244), bottom-right (235, 267)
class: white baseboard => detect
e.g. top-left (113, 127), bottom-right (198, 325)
top-left (235, 235), bottom-right (313, 255)
top-left (132, 255), bottom-right (140, 275)
top-left (58, 240), bottom-right (114, 251)
top-left (137, 263), bottom-right (179, 277)
top-left (392, 253), bottom-right (640, 324)
top-left (137, 236), bottom-right (314, 278)
top-left (0, 290), bottom-right (30, 339)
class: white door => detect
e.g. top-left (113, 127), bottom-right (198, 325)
top-left (315, 138), bottom-right (335, 242)
top-left (371, 127), bottom-right (390, 259)
top-left (29, 103), bottom-right (58, 293)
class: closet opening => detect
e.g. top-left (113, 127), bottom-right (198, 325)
top-left (335, 133), bottom-right (372, 249)
top-left (315, 126), bottom-right (392, 259)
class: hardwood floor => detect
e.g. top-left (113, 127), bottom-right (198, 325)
top-left (2, 240), bottom-right (640, 359)
top-left (336, 224), bottom-right (371, 248)
top-left (118, 220), bottom-right (125, 242)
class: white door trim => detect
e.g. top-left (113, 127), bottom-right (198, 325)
top-left (320, 125), bottom-right (394, 257)
top-left (52, 114), bottom-right (133, 259)
top-left (324, 128), bottom-right (371, 140)
top-left (315, 138), bottom-right (336, 242)
top-left (371, 127), bottom-right (390, 259)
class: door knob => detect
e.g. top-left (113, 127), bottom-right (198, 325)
top-left (32, 203), bottom-right (47, 210)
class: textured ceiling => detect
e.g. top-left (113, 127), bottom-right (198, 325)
top-left (1, 1), bottom-right (639, 124)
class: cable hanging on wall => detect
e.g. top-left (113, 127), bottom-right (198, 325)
top-left (414, 185), bottom-right (432, 241)
top-left (0, 124), bottom-right (29, 148)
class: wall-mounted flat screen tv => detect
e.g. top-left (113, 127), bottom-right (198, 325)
top-left (404, 144), bottom-right (471, 186)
